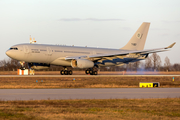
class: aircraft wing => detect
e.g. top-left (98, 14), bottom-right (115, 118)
top-left (88, 42), bottom-right (176, 60)
top-left (63, 42), bottom-right (175, 61)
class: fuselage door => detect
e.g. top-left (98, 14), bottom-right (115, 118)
top-left (46, 47), bottom-right (52, 63)
top-left (23, 46), bottom-right (29, 53)
top-left (23, 45), bottom-right (30, 60)
top-left (47, 47), bottom-right (52, 55)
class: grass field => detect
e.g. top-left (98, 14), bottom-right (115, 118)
top-left (0, 98), bottom-right (179, 120)
top-left (0, 72), bottom-right (179, 120)
top-left (0, 71), bottom-right (179, 88)
top-left (0, 76), bottom-right (179, 89)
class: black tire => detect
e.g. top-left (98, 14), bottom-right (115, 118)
top-left (68, 70), bottom-right (72, 75)
top-left (93, 71), bottom-right (98, 75)
top-left (64, 70), bottom-right (68, 75)
top-left (20, 67), bottom-right (25, 70)
top-left (90, 70), bottom-right (94, 75)
top-left (85, 70), bottom-right (90, 74)
top-left (60, 70), bottom-right (64, 75)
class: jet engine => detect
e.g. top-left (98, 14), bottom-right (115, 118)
top-left (71, 59), bottom-right (94, 69)
top-left (28, 63), bottom-right (50, 70)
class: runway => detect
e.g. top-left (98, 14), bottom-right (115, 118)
top-left (0, 75), bottom-right (180, 77)
top-left (0, 88), bottom-right (180, 101)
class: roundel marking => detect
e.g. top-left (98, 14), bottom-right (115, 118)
top-left (136, 32), bottom-right (142, 39)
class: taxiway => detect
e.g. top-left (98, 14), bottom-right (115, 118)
top-left (0, 88), bottom-right (179, 101)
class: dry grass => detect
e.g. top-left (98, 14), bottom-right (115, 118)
top-left (0, 98), bottom-right (179, 120)
top-left (0, 71), bottom-right (180, 89)
top-left (0, 76), bottom-right (179, 89)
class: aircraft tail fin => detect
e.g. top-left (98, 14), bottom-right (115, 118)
top-left (121, 22), bottom-right (150, 50)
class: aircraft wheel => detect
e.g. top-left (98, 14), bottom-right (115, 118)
top-left (20, 67), bottom-right (25, 70)
top-left (85, 70), bottom-right (90, 74)
top-left (93, 71), bottom-right (98, 75)
top-left (60, 70), bottom-right (64, 75)
top-left (68, 70), bottom-right (73, 75)
top-left (90, 70), bottom-right (94, 75)
top-left (64, 70), bottom-right (68, 75)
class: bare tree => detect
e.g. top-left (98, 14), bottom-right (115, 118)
top-left (0, 59), bottom-right (7, 71)
top-left (164, 56), bottom-right (171, 71)
top-left (126, 62), bottom-right (133, 71)
top-left (145, 56), bottom-right (152, 70)
top-left (0, 58), bottom-right (21, 71)
top-left (133, 61), bottom-right (141, 71)
top-left (172, 64), bottom-right (180, 71)
top-left (150, 53), bottom-right (162, 71)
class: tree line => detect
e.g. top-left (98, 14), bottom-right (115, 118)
top-left (0, 53), bottom-right (179, 71)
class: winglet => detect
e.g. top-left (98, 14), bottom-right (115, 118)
top-left (165, 42), bottom-right (176, 49)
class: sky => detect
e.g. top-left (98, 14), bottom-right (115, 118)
top-left (0, 0), bottom-right (180, 64)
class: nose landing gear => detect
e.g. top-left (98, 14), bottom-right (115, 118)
top-left (20, 61), bottom-right (26, 70)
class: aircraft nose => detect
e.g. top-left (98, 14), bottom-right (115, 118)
top-left (6, 50), bottom-right (11, 57)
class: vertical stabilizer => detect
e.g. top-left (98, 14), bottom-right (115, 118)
top-left (121, 22), bottom-right (150, 50)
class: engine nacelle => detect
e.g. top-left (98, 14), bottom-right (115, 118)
top-left (71, 59), bottom-right (94, 69)
top-left (28, 63), bottom-right (50, 70)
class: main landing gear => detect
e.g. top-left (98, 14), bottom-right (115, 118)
top-left (85, 67), bottom-right (98, 75)
top-left (60, 67), bottom-right (72, 75)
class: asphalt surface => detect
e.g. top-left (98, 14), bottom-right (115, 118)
top-left (0, 75), bottom-right (180, 77)
top-left (0, 88), bottom-right (179, 101)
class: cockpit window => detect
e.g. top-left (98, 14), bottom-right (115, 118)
top-left (9, 47), bottom-right (18, 50)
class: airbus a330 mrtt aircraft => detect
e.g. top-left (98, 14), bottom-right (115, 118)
top-left (6, 22), bottom-right (175, 75)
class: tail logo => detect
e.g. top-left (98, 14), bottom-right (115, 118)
top-left (136, 32), bottom-right (143, 39)
top-left (131, 43), bottom-right (137, 46)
